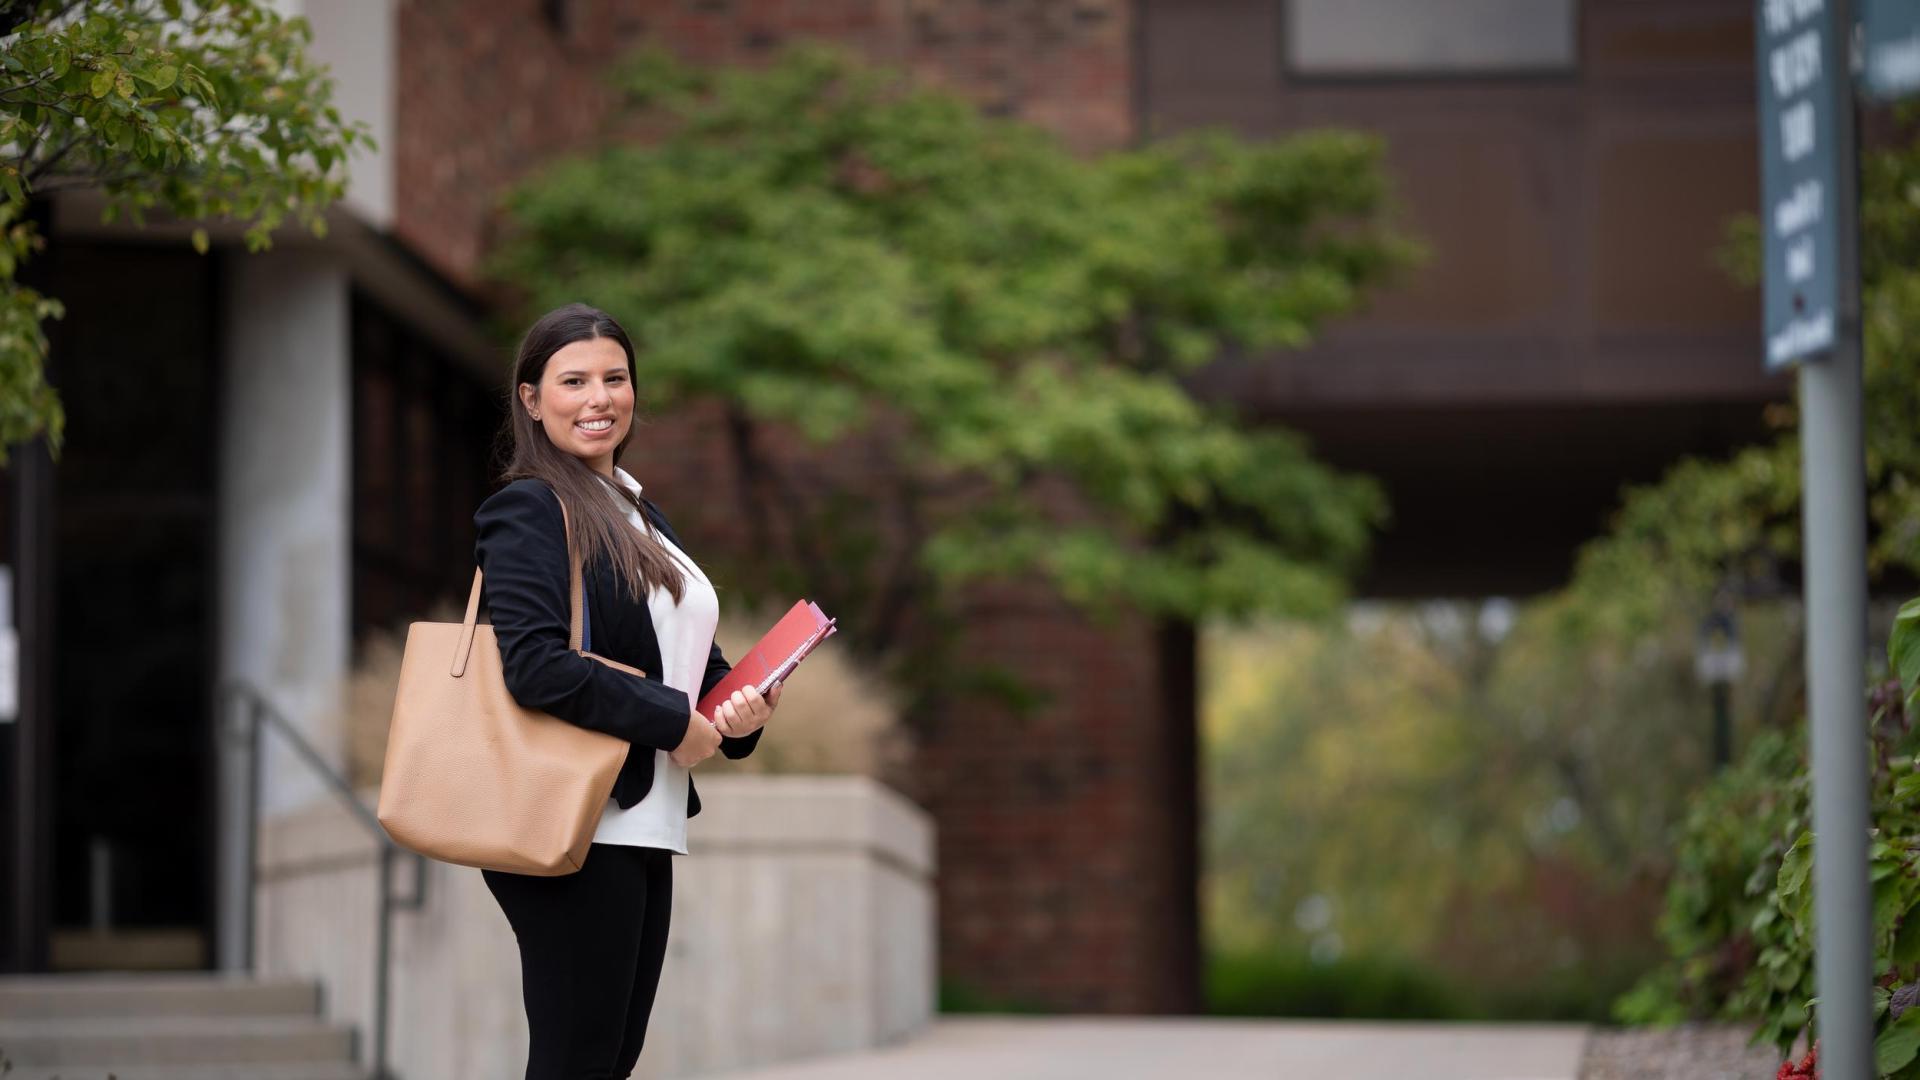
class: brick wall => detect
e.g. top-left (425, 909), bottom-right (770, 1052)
top-left (912, 584), bottom-right (1199, 1013)
top-left (397, 0), bottom-right (1195, 1014)
top-left (394, 0), bottom-right (1133, 286)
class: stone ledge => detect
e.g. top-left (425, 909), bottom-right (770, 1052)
top-left (257, 775), bottom-right (936, 881)
top-left (689, 774), bottom-right (936, 878)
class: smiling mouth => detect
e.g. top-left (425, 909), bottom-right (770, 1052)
top-left (576, 418), bottom-right (615, 432)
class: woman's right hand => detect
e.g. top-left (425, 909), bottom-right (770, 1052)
top-left (669, 710), bottom-right (722, 768)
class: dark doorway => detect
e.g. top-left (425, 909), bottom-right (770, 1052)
top-left (36, 242), bottom-right (221, 970)
top-left (2, 442), bottom-right (54, 973)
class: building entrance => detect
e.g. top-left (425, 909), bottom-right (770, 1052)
top-left (4, 242), bottom-right (220, 972)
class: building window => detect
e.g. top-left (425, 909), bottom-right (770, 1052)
top-left (350, 290), bottom-right (501, 640)
top-left (1284, 0), bottom-right (1579, 78)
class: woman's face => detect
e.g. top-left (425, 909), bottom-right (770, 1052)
top-left (518, 335), bottom-right (634, 475)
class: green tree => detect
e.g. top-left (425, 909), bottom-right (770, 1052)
top-left (492, 44), bottom-right (1418, 709)
top-left (1, 0), bottom-right (369, 458)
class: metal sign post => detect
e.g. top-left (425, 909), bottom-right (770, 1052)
top-left (1758, 0), bottom-right (1872, 1074)
top-left (1759, 0), bottom-right (1844, 370)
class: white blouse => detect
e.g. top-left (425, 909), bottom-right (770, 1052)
top-left (589, 466), bottom-right (719, 854)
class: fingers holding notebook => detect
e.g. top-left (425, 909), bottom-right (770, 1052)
top-left (714, 682), bottom-right (780, 738)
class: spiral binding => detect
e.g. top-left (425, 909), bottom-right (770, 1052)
top-left (753, 620), bottom-right (836, 694)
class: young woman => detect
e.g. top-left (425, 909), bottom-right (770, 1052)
top-left (474, 302), bottom-right (781, 1079)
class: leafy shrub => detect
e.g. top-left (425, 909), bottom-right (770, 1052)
top-left (938, 979), bottom-right (1054, 1015)
top-left (1613, 728), bottom-right (1805, 1027)
top-left (1620, 598), bottom-right (1920, 1075)
top-left (1205, 948), bottom-right (1472, 1020)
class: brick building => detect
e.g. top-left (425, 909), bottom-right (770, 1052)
top-left (3, 0), bottom-right (1782, 1020)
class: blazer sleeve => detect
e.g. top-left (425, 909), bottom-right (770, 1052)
top-left (645, 496), bottom-right (765, 761)
top-left (475, 479), bottom-right (692, 753)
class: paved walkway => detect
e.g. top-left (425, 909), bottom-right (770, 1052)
top-left (704, 1016), bottom-right (1593, 1080)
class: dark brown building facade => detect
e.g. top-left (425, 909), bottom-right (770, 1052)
top-left (1150, 0), bottom-right (1785, 596)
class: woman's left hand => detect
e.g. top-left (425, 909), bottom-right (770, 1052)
top-left (713, 681), bottom-right (781, 738)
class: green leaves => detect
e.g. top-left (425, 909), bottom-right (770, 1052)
top-left (1622, 646), bottom-right (1920, 1070)
top-left (1778, 831), bottom-right (1813, 904)
top-left (1895, 599), bottom-right (1920, 716)
top-left (0, 207), bottom-right (66, 455)
top-left (1881, 1008), bottom-right (1920, 1075)
top-left (493, 43), bottom-right (1412, 637)
top-left (0, 0), bottom-right (372, 458)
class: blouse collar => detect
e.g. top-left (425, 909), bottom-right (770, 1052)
top-left (612, 465), bottom-right (645, 497)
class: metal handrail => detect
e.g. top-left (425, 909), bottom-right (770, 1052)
top-left (221, 681), bottom-right (427, 1080)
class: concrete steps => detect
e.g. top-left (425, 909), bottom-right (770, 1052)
top-left (2, 1065), bottom-right (365, 1080)
top-left (0, 973), bottom-right (360, 1079)
top-left (0, 973), bottom-right (323, 1019)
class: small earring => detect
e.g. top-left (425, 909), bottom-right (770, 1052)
top-left (530, 413), bottom-right (541, 421)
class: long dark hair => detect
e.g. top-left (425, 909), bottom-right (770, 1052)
top-left (499, 303), bottom-right (687, 603)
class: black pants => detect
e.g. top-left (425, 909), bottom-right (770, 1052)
top-left (484, 843), bottom-right (674, 1080)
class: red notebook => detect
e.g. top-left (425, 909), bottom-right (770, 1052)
top-left (697, 600), bottom-right (837, 720)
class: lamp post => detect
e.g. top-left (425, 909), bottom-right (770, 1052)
top-left (1695, 593), bottom-right (1745, 771)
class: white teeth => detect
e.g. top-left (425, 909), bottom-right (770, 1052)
top-left (578, 419), bottom-right (613, 431)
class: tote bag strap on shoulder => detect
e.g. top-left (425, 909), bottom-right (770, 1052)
top-left (376, 489), bottom-right (630, 877)
top-left (451, 497), bottom-right (586, 678)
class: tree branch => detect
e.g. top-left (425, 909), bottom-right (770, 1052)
top-left (24, 135), bottom-right (80, 183)
top-left (0, 71), bottom-right (63, 101)
top-left (724, 402), bottom-right (777, 573)
top-left (724, 404), bottom-right (841, 613)
top-left (6, 93), bottom-right (78, 122)
top-left (866, 465), bottom-right (927, 649)
top-left (13, 117), bottom-right (49, 177)
top-left (1553, 749), bottom-right (1630, 867)
top-left (32, 165), bottom-right (151, 191)
top-left (757, 458), bottom-right (843, 613)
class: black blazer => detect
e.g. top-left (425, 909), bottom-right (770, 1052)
top-left (473, 478), bottom-right (762, 817)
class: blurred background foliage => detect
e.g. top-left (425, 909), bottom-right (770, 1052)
top-left (1611, 627), bottom-right (1920, 1075)
top-left (1201, 112), bottom-right (1920, 1024)
top-left (1201, 600), bottom-right (1799, 1021)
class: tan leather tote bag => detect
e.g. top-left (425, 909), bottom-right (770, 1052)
top-left (377, 516), bottom-right (640, 876)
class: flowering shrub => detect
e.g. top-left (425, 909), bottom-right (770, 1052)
top-left (1778, 1041), bottom-right (1817, 1080)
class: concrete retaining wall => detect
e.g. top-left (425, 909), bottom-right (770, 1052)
top-left (255, 775), bottom-right (936, 1079)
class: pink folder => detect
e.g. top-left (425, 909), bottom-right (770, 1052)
top-left (696, 600), bottom-right (836, 720)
